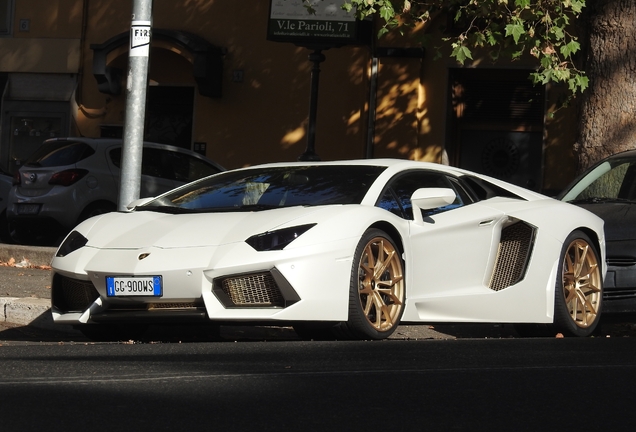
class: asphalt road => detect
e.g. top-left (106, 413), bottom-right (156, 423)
top-left (1, 338), bottom-right (635, 431)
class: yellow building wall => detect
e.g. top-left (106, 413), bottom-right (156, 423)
top-left (20, 0), bottom-right (576, 189)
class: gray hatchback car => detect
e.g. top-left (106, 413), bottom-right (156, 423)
top-left (7, 137), bottom-right (224, 244)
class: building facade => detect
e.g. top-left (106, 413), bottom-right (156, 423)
top-left (0, 0), bottom-right (580, 194)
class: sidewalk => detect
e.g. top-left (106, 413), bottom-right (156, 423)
top-left (0, 244), bottom-right (57, 331)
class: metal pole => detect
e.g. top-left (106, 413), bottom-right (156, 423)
top-left (118, 0), bottom-right (153, 211)
top-left (298, 49), bottom-right (325, 162)
top-left (365, 56), bottom-right (378, 159)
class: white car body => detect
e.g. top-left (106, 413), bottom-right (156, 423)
top-left (51, 159), bottom-right (606, 338)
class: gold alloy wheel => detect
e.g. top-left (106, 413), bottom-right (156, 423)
top-left (562, 238), bottom-right (602, 328)
top-left (358, 236), bottom-right (404, 331)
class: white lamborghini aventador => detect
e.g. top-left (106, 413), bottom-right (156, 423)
top-left (51, 159), bottom-right (606, 341)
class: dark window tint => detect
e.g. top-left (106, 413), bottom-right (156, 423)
top-left (141, 165), bottom-right (386, 213)
top-left (110, 147), bottom-right (221, 182)
top-left (460, 175), bottom-right (523, 201)
top-left (25, 141), bottom-right (95, 167)
top-left (163, 151), bottom-right (221, 182)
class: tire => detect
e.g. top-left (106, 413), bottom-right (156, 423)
top-left (337, 228), bottom-right (405, 340)
top-left (553, 230), bottom-right (603, 337)
top-left (77, 324), bottom-right (148, 342)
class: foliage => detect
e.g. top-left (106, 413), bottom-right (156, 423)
top-left (335, 0), bottom-right (588, 94)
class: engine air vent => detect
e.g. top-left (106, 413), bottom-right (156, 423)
top-left (489, 221), bottom-right (536, 291)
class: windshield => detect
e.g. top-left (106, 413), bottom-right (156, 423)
top-left (139, 165), bottom-right (386, 213)
top-left (562, 157), bottom-right (636, 203)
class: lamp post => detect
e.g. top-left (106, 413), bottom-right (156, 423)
top-left (298, 49), bottom-right (325, 162)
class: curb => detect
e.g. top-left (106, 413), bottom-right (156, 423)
top-left (0, 244), bottom-right (64, 331)
top-left (0, 244), bottom-right (57, 267)
top-left (1, 297), bottom-right (78, 334)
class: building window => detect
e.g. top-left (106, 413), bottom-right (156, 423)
top-left (0, 0), bottom-right (13, 35)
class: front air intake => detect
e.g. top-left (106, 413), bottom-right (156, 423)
top-left (489, 221), bottom-right (536, 291)
top-left (213, 268), bottom-right (300, 308)
top-left (52, 273), bottom-right (100, 312)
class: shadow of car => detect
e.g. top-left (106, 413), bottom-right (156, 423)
top-left (560, 150), bottom-right (636, 314)
top-left (7, 137), bottom-right (224, 245)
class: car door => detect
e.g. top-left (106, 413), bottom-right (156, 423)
top-left (377, 170), bottom-right (506, 306)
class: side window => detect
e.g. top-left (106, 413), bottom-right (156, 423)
top-left (162, 151), bottom-right (222, 182)
top-left (141, 148), bottom-right (164, 178)
top-left (26, 142), bottom-right (95, 167)
top-left (377, 171), bottom-right (468, 219)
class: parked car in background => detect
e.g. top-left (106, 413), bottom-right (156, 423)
top-left (560, 150), bottom-right (636, 314)
top-left (0, 166), bottom-right (13, 243)
top-left (7, 137), bottom-right (224, 245)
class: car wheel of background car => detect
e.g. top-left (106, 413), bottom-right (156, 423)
top-left (553, 230), bottom-right (603, 337)
top-left (78, 201), bottom-right (117, 224)
top-left (336, 228), bottom-right (405, 340)
top-left (77, 324), bottom-right (149, 342)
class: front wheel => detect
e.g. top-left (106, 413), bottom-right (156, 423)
top-left (336, 228), bottom-right (405, 340)
top-left (553, 231), bottom-right (603, 337)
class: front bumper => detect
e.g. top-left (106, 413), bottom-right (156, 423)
top-left (51, 238), bottom-right (354, 325)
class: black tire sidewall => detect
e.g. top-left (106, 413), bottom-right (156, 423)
top-left (344, 228), bottom-right (404, 340)
top-left (553, 230), bottom-right (602, 337)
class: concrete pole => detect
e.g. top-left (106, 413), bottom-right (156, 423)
top-left (118, 0), bottom-right (153, 211)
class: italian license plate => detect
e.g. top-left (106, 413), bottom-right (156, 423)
top-left (106, 276), bottom-right (163, 297)
top-left (16, 204), bottom-right (41, 215)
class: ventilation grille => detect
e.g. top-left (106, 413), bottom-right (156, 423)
top-left (52, 273), bottom-right (100, 312)
top-left (604, 287), bottom-right (636, 300)
top-left (217, 272), bottom-right (285, 307)
top-left (607, 257), bottom-right (636, 267)
top-left (489, 222), bottom-right (535, 291)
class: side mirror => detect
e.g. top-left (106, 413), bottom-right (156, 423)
top-left (411, 188), bottom-right (456, 210)
top-left (126, 197), bottom-right (154, 211)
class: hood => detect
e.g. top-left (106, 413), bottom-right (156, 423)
top-left (577, 202), bottom-right (636, 241)
top-left (81, 206), bottom-right (328, 249)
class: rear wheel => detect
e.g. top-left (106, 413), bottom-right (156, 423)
top-left (337, 229), bottom-right (405, 340)
top-left (553, 231), bottom-right (602, 337)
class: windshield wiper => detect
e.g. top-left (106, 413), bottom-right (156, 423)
top-left (135, 205), bottom-right (197, 214)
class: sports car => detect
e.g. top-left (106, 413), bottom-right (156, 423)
top-left (51, 159), bottom-right (606, 341)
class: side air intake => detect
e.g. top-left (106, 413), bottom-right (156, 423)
top-left (489, 221), bottom-right (536, 291)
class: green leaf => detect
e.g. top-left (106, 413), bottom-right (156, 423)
top-left (505, 23), bottom-right (525, 44)
top-left (570, 1), bottom-right (585, 14)
top-left (515, 0), bottom-right (531, 8)
top-left (451, 45), bottom-right (473, 64)
top-left (379, 4), bottom-right (395, 22)
top-left (560, 40), bottom-right (580, 57)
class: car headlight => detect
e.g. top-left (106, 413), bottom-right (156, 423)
top-left (56, 231), bottom-right (88, 257)
top-left (246, 224), bottom-right (316, 251)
